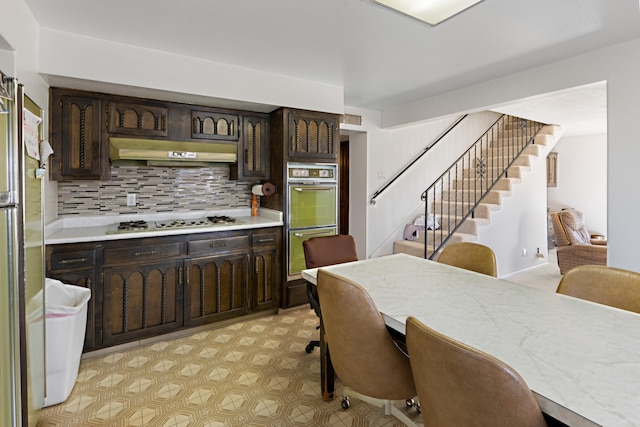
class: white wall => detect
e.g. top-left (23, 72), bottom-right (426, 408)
top-left (38, 29), bottom-right (344, 115)
top-left (481, 137), bottom-right (550, 275)
top-left (547, 133), bottom-right (607, 235)
top-left (378, 37), bottom-right (640, 272)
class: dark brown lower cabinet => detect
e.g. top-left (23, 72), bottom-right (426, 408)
top-left (184, 253), bottom-right (249, 327)
top-left (46, 269), bottom-right (98, 350)
top-left (251, 229), bottom-right (280, 311)
top-left (45, 226), bottom-right (282, 352)
top-left (251, 247), bottom-right (279, 311)
top-left (102, 260), bottom-right (183, 346)
top-left (45, 244), bottom-right (100, 351)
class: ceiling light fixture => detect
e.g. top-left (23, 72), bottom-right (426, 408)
top-left (372, 0), bottom-right (484, 26)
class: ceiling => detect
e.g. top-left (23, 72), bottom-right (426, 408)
top-left (23, 0), bottom-right (640, 136)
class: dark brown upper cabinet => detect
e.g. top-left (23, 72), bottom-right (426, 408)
top-left (230, 113), bottom-right (270, 181)
top-left (191, 109), bottom-right (240, 141)
top-left (288, 110), bottom-right (339, 160)
top-left (49, 89), bottom-right (109, 180)
top-left (107, 101), bottom-right (169, 137)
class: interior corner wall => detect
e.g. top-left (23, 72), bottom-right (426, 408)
top-left (547, 133), bottom-right (607, 235)
top-left (380, 37), bottom-right (640, 272)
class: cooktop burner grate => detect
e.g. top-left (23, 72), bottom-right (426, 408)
top-left (117, 220), bottom-right (148, 230)
top-left (155, 218), bottom-right (211, 229)
top-left (207, 215), bottom-right (237, 224)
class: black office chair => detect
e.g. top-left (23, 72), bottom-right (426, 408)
top-left (302, 234), bottom-right (358, 353)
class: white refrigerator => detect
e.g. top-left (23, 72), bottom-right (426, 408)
top-left (0, 72), bottom-right (45, 426)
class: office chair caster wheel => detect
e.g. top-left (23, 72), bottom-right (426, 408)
top-left (406, 399), bottom-right (421, 413)
top-left (305, 343), bottom-right (314, 353)
top-left (341, 397), bottom-right (351, 410)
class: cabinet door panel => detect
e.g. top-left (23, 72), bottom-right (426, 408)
top-left (191, 110), bottom-right (239, 141)
top-left (107, 101), bottom-right (168, 137)
top-left (185, 253), bottom-right (249, 326)
top-left (103, 260), bottom-right (182, 345)
top-left (230, 114), bottom-right (270, 180)
top-left (252, 247), bottom-right (279, 311)
top-left (54, 95), bottom-right (104, 179)
top-left (288, 111), bottom-right (339, 160)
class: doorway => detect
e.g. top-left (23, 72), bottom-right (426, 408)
top-left (339, 136), bottom-right (349, 235)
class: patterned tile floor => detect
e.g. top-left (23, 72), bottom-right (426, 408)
top-left (37, 308), bottom-right (422, 427)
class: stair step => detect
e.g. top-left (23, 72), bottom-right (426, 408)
top-left (450, 177), bottom-right (514, 191)
top-left (393, 232), bottom-right (478, 258)
top-left (534, 134), bottom-right (555, 147)
top-left (431, 202), bottom-right (495, 218)
top-left (440, 189), bottom-right (506, 205)
top-left (408, 216), bottom-right (487, 244)
top-left (465, 155), bottom-right (533, 168)
top-left (462, 165), bottom-right (528, 179)
top-left (488, 140), bottom-right (535, 150)
top-left (481, 146), bottom-right (534, 157)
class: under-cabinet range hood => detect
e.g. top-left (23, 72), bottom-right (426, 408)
top-left (109, 137), bottom-right (237, 167)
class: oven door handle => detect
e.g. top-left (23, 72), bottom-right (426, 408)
top-left (293, 230), bottom-right (336, 238)
top-left (292, 186), bottom-right (335, 192)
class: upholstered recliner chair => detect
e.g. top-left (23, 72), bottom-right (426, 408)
top-left (549, 209), bottom-right (607, 275)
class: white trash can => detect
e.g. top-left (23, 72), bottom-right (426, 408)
top-left (43, 278), bottom-right (91, 407)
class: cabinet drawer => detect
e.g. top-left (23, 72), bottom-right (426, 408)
top-left (252, 232), bottom-right (278, 247)
top-left (104, 242), bottom-right (181, 265)
top-left (188, 236), bottom-right (249, 255)
top-left (50, 250), bottom-right (96, 270)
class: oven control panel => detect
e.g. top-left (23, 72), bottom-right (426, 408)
top-left (287, 163), bottom-right (336, 180)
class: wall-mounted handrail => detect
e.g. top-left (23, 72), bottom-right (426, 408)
top-left (369, 114), bottom-right (468, 206)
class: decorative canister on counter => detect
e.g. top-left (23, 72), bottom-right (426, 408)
top-left (251, 194), bottom-right (259, 216)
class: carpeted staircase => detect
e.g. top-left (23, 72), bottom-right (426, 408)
top-left (393, 116), bottom-right (562, 259)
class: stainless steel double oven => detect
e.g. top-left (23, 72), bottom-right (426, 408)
top-left (286, 162), bottom-right (338, 279)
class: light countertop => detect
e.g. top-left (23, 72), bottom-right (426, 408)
top-left (45, 208), bottom-right (283, 245)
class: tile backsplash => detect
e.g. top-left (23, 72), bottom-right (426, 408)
top-left (57, 165), bottom-right (257, 217)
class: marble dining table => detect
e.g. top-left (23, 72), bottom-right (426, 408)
top-left (302, 253), bottom-right (640, 427)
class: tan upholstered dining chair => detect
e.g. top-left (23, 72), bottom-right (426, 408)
top-left (549, 209), bottom-right (607, 275)
top-left (317, 269), bottom-right (419, 427)
top-left (405, 316), bottom-right (548, 427)
top-left (302, 234), bottom-right (358, 353)
top-left (556, 265), bottom-right (640, 313)
top-left (436, 241), bottom-right (497, 277)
